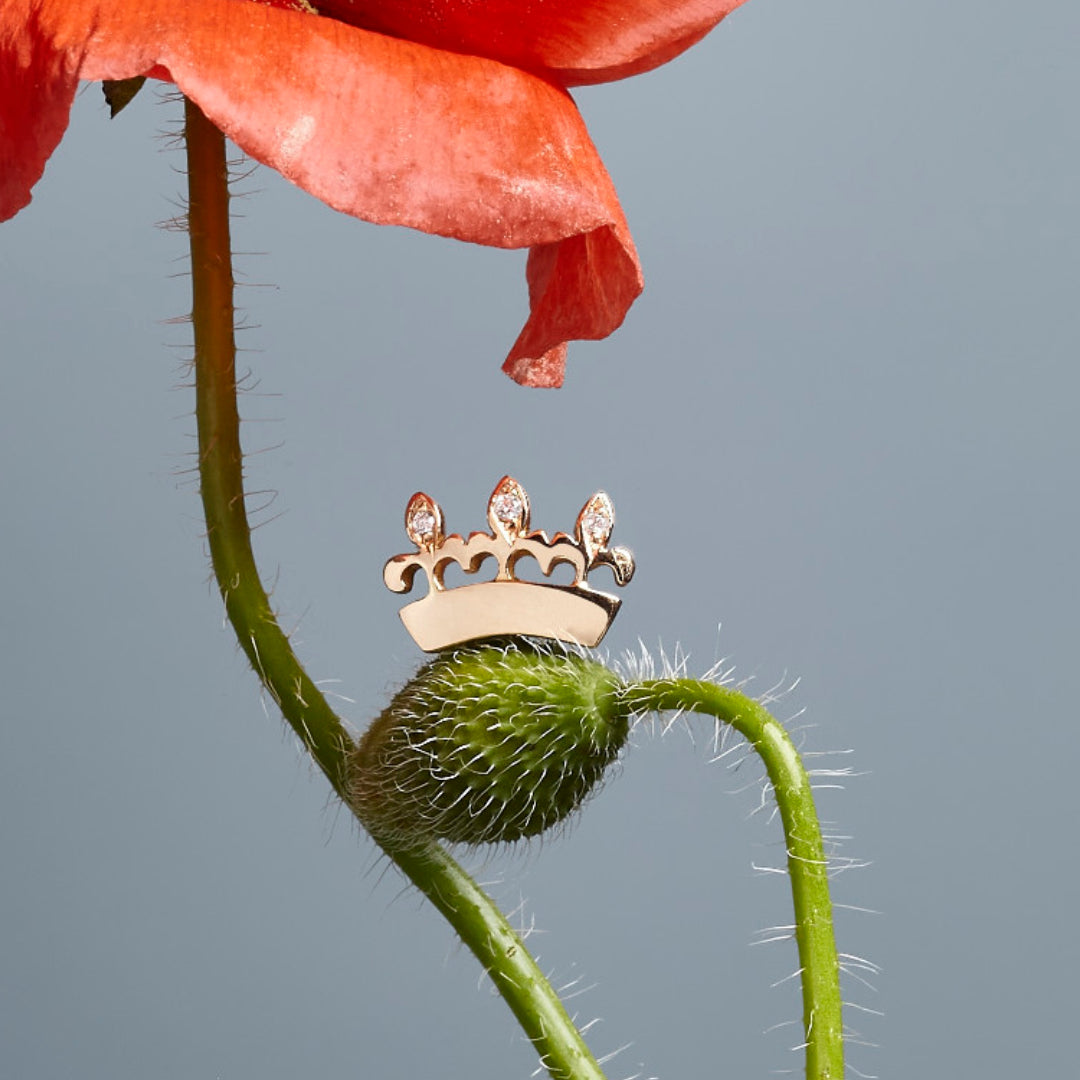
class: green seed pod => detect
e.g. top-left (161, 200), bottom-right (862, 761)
top-left (348, 639), bottom-right (630, 846)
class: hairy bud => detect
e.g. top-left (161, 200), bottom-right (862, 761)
top-left (348, 639), bottom-right (630, 846)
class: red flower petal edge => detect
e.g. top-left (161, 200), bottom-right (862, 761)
top-left (317, 0), bottom-right (748, 87)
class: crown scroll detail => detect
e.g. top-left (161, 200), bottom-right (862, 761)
top-left (385, 477), bottom-right (635, 652)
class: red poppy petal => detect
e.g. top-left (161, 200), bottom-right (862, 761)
top-left (316, 0), bottom-right (748, 86)
top-left (504, 226), bottom-right (642, 385)
top-left (0, 3), bottom-right (82, 221)
top-left (2, 0), bottom-right (642, 385)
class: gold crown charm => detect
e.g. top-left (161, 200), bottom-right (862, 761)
top-left (385, 476), bottom-right (635, 651)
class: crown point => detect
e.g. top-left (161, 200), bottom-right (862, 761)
top-left (576, 492), bottom-right (614, 562)
top-left (405, 492), bottom-right (443, 551)
top-left (488, 476), bottom-right (530, 541)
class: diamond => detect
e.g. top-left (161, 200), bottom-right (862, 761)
top-left (406, 492), bottom-right (442, 549)
top-left (410, 510), bottom-right (436, 540)
top-left (580, 510), bottom-right (610, 543)
top-left (487, 477), bottom-right (530, 539)
top-left (576, 492), bottom-right (614, 560)
top-left (492, 493), bottom-right (523, 524)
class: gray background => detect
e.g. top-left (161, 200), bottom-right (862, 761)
top-left (2, 1), bottom-right (1076, 1077)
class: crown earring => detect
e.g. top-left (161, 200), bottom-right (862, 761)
top-left (384, 476), bottom-right (635, 651)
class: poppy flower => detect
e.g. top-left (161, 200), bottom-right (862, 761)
top-left (0, 0), bottom-right (746, 385)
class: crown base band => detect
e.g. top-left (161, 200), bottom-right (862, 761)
top-left (399, 581), bottom-right (621, 652)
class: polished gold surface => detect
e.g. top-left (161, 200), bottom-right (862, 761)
top-left (385, 477), bottom-right (634, 651)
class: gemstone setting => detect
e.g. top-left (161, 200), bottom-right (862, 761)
top-left (405, 492), bottom-right (442, 550)
top-left (487, 476), bottom-right (530, 540)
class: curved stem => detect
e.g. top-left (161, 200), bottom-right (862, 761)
top-left (620, 680), bottom-right (844, 1080)
top-left (183, 97), bottom-right (606, 1080)
top-left (186, 95), bottom-right (351, 794)
top-left (390, 839), bottom-right (609, 1080)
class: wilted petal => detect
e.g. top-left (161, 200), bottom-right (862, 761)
top-left (317, 0), bottom-right (749, 86)
top-left (505, 225), bottom-right (641, 385)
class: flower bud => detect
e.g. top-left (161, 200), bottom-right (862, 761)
top-left (349, 639), bottom-right (630, 846)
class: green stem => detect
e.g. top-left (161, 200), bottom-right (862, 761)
top-left (183, 97), bottom-right (607, 1080)
top-left (390, 839), bottom-right (609, 1080)
top-left (186, 96), bottom-right (351, 795)
top-left (620, 680), bottom-right (844, 1080)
